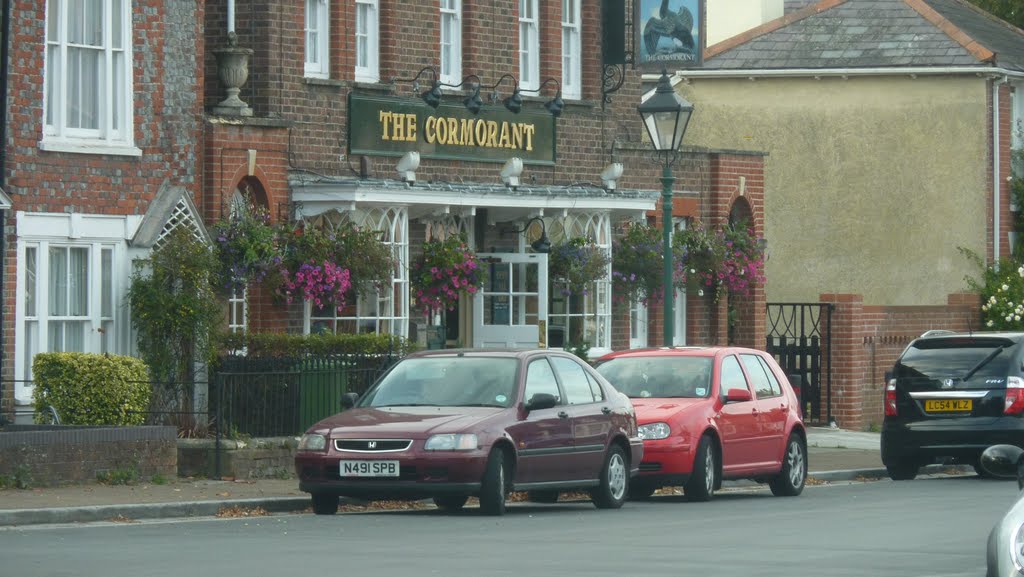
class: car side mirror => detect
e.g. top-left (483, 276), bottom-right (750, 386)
top-left (525, 393), bottom-right (558, 412)
top-left (725, 388), bottom-right (752, 403)
top-left (979, 445), bottom-right (1024, 488)
top-left (340, 392), bottom-right (360, 410)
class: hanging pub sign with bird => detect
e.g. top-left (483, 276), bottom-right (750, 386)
top-left (636, 0), bottom-right (704, 68)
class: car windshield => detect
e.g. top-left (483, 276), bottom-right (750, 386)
top-left (596, 356), bottom-right (713, 398)
top-left (359, 357), bottom-right (518, 408)
top-left (895, 338), bottom-right (1014, 386)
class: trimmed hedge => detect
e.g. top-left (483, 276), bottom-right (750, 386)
top-left (32, 353), bottom-right (152, 426)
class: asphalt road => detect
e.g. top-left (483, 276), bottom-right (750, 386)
top-left (0, 475), bottom-right (1015, 577)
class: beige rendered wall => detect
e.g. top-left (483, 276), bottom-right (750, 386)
top-left (706, 0), bottom-right (783, 46)
top-left (676, 76), bottom-right (989, 305)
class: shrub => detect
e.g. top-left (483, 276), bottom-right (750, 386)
top-left (962, 248), bottom-right (1024, 330)
top-left (32, 352), bottom-right (151, 426)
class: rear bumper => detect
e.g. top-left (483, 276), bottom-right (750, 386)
top-left (881, 416), bottom-right (1024, 466)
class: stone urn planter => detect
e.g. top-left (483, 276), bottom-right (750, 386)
top-left (212, 32), bottom-right (254, 117)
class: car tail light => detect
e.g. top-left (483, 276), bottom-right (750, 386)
top-left (884, 380), bottom-right (898, 417)
top-left (1004, 377), bottom-right (1024, 415)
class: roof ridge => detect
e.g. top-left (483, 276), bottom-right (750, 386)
top-left (706, 0), bottom-right (848, 60)
top-left (905, 0), bottom-right (994, 63)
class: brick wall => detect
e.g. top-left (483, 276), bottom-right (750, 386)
top-left (0, 426), bottom-right (177, 486)
top-left (821, 292), bottom-right (981, 430)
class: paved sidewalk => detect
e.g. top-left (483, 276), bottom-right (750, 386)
top-left (0, 427), bottom-right (961, 527)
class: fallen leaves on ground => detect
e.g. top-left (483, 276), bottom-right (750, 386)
top-left (108, 515), bottom-right (137, 523)
top-left (806, 476), bottom-right (829, 486)
top-left (338, 500), bottom-right (430, 512)
top-left (216, 505), bottom-right (269, 518)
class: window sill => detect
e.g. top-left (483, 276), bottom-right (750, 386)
top-left (39, 139), bottom-right (142, 157)
top-left (304, 77), bottom-right (344, 88)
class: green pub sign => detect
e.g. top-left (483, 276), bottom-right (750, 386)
top-left (348, 93), bottom-right (556, 165)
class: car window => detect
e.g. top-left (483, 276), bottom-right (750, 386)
top-left (720, 355), bottom-right (751, 399)
top-left (895, 338), bottom-right (1016, 389)
top-left (585, 371), bottom-right (606, 402)
top-left (756, 355), bottom-right (784, 397)
top-left (362, 357), bottom-right (518, 407)
top-left (595, 356), bottom-right (712, 398)
top-left (550, 356), bottom-right (596, 405)
top-left (741, 353), bottom-right (779, 399)
top-left (524, 358), bottom-right (561, 405)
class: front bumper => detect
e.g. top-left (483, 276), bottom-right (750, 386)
top-left (634, 435), bottom-right (692, 486)
top-left (881, 416), bottom-right (1024, 466)
top-left (295, 450), bottom-right (488, 501)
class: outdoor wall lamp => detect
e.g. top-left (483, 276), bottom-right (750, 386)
top-left (487, 74), bottom-right (523, 114)
top-left (520, 78), bottom-right (564, 118)
top-left (503, 216), bottom-right (551, 253)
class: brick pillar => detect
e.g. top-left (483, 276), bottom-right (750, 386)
top-left (820, 293), bottom-right (867, 430)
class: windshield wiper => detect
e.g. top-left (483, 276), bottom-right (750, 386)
top-left (962, 345), bottom-right (1010, 382)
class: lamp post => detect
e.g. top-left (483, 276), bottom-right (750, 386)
top-left (637, 70), bottom-right (694, 347)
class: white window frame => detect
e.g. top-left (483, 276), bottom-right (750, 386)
top-left (14, 211), bottom-right (138, 405)
top-left (440, 0), bottom-right (462, 86)
top-left (561, 0), bottom-right (582, 100)
top-left (629, 301), bottom-right (648, 349)
top-left (305, 0), bottom-right (330, 79)
top-left (519, 0), bottom-right (540, 91)
top-left (547, 213), bottom-right (612, 356)
top-left (41, 0), bottom-right (139, 156)
top-left (355, 0), bottom-right (380, 83)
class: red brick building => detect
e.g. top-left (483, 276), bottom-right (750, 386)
top-left (1, 0), bottom-right (767, 418)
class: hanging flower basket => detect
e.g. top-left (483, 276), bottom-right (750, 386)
top-left (612, 223), bottom-right (664, 305)
top-left (673, 219), bottom-right (765, 300)
top-left (410, 233), bottom-right (486, 317)
top-left (210, 203), bottom-right (282, 293)
top-left (549, 237), bottom-right (611, 296)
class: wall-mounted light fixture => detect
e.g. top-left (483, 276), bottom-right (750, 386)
top-left (600, 162), bottom-right (624, 191)
top-left (503, 216), bottom-right (551, 253)
top-left (396, 151), bottom-right (420, 183)
top-left (393, 68), bottom-right (562, 117)
top-left (500, 157), bottom-right (524, 189)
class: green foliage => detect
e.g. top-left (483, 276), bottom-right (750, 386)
top-left (0, 465), bottom-right (34, 489)
top-left (965, 0), bottom-right (1023, 29)
top-left (612, 223), bottom-right (664, 305)
top-left (549, 237), bottom-right (611, 296)
top-left (32, 353), bottom-right (151, 426)
top-left (218, 331), bottom-right (416, 358)
top-left (565, 341), bottom-right (592, 364)
top-left (97, 466), bottom-right (139, 486)
top-left (410, 233), bottom-right (486, 316)
top-left (150, 473), bottom-right (169, 485)
top-left (961, 247), bottom-right (1024, 330)
top-left (210, 201), bottom-right (281, 294)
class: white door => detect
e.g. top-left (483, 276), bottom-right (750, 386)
top-left (473, 253), bottom-right (548, 348)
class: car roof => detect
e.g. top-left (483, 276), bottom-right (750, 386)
top-left (912, 331), bottom-right (1024, 344)
top-left (405, 348), bottom-right (576, 360)
top-left (597, 346), bottom-right (769, 360)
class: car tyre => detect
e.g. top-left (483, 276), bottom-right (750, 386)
top-left (628, 481), bottom-right (657, 500)
top-left (479, 449), bottom-right (509, 516)
top-left (311, 493), bottom-right (339, 515)
top-left (433, 495), bottom-right (469, 511)
top-left (684, 435), bottom-right (717, 502)
top-left (886, 462), bottom-right (919, 481)
top-left (590, 445), bottom-right (629, 509)
top-left (527, 490), bottom-right (559, 503)
top-left (769, 435), bottom-right (807, 497)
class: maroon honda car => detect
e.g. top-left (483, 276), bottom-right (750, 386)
top-left (295, 348), bottom-right (643, 516)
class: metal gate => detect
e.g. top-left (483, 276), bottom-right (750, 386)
top-left (765, 303), bottom-right (833, 425)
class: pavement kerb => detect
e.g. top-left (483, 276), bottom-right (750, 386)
top-left (0, 464), bottom-right (964, 528)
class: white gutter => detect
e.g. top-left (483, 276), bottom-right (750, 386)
top-left (644, 66), bottom-right (1024, 81)
top-left (995, 76), bottom-right (1010, 262)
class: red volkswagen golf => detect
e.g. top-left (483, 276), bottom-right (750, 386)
top-left (595, 347), bottom-right (806, 501)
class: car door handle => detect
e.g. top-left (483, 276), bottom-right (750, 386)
top-left (601, 407), bottom-right (612, 415)
top-left (558, 411), bottom-right (569, 419)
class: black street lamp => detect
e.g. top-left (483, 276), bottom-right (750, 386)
top-left (637, 69), bottom-right (694, 347)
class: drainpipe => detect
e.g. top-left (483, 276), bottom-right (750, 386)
top-left (995, 76), bottom-right (1008, 263)
top-left (0, 0), bottom-right (11, 419)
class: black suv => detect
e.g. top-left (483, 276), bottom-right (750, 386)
top-left (881, 331), bottom-right (1024, 480)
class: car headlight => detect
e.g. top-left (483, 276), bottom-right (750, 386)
top-left (638, 422), bottom-right (671, 440)
top-left (424, 434), bottom-right (479, 451)
top-left (298, 433), bottom-right (327, 451)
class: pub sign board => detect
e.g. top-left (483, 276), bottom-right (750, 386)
top-left (636, 0), bottom-right (704, 69)
top-left (348, 93), bottom-right (556, 166)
